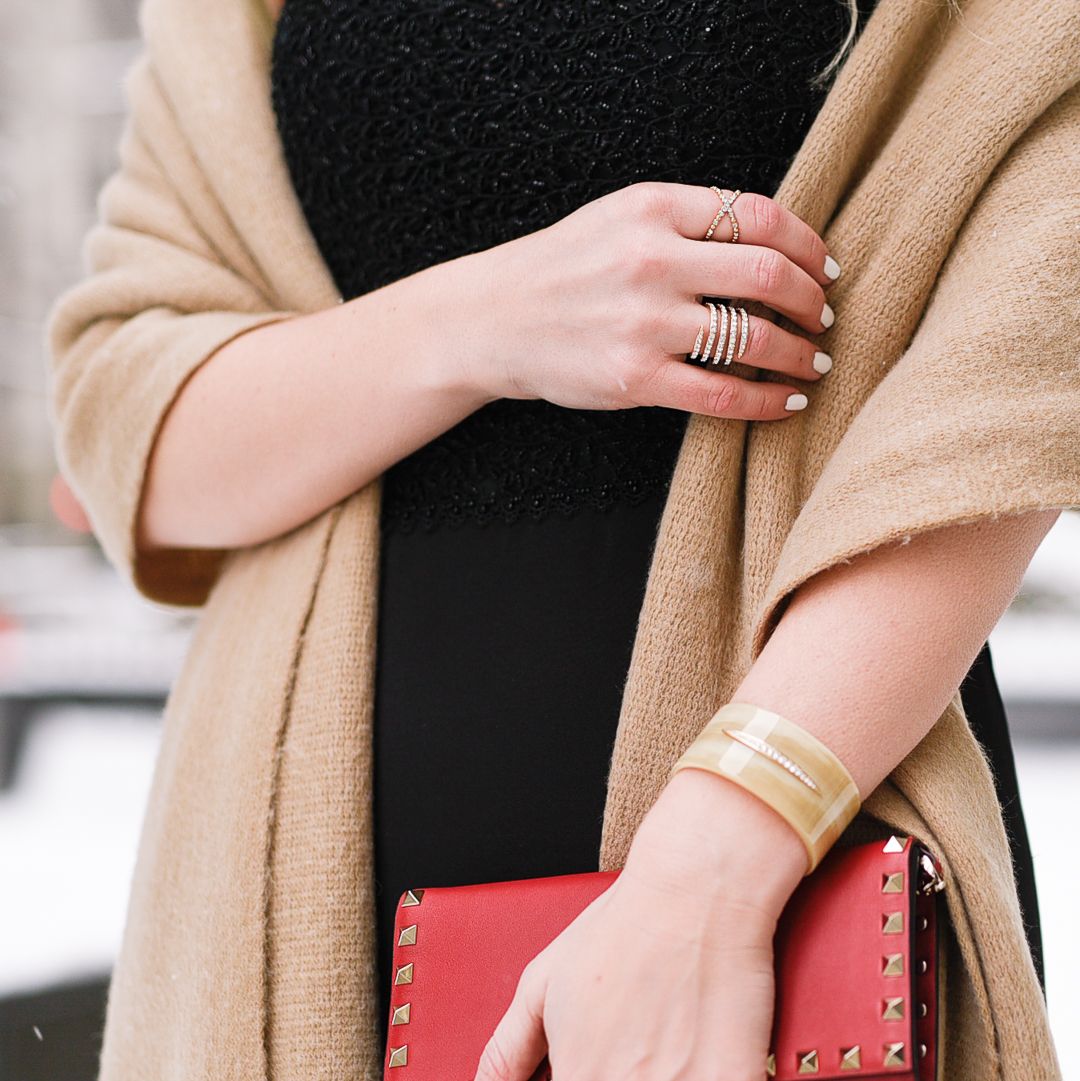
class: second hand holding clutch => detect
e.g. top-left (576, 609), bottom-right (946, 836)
top-left (382, 836), bottom-right (943, 1080)
top-left (382, 704), bottom-right (942, 1079)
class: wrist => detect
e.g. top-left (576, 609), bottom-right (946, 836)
top-left (625, 768), bottom-right (807, 918)
top-left (411, 244), bottom-right (522, 404)
top-left (355, 250), bottom-right (508, 410)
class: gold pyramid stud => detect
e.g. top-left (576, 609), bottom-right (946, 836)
top-left (401, 890), bottom-right (425, 907)
top-left (882, 872), bottom-right (904, 893)
top-left (797, 1050), bottom-right (819, 1074)
top-left (883, 1043), bottom-right (906, 1068)
top-left (766, 1052), bottom-right (776, 1077)
top-left (388, 1045), bottom-right (409, 1068)
top-left (840, 1046), bottom-right (861, 1070)
top-left (883, 836), bottom-right (906, 853)
top-left (398, 924), bottom-right (417, 947)
top-left (391, 1004), bottom-right (411, 1026)
top-left (882, 997), bottom-right (905, 1021)
top-left (882, 953), bottom-right (904, 976)
top-left (883, 912), bottom-right (904, 934)
top-left (394, 963), bottom-right (414, 985)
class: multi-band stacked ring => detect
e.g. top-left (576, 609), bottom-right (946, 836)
top-left (703, 187), bottom-right (742, 243)
top-left (688, 302), bottom-right (749, 366)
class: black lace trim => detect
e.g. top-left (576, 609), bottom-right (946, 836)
top-left (382, 399), bottom-right (688, 531)
top-left (271, 0), bottom-right (857, 532)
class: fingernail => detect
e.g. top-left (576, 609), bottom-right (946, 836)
top-left (824, 255), bottom-right (841, 280)
top-left (813, 351), bottom-right (833, 374)
top-left (821, 302), bottom-right (835, 329)
top-left (785, 393), bottom-right (808, 411)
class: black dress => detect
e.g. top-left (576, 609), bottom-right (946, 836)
top-left (269, 0), bottom-right (1043, 1015)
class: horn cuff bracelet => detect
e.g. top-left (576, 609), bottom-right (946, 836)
top-left (671, 702), bottom-right (861, 873)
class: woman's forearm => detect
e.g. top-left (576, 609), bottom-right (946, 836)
top-left (138, 260), bottom-right (497, 550)
top-left (629, 508), bottom-right (1058, 910)
top-left (480, 513), bottom-right (1062, 1081)
top-left (732, 508), bottom-right (1059, 797)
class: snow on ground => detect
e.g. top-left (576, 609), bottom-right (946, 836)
top-left (990, 511), bottom-right (1080, 705)
top-left (0, 706), bottom-right (161, 995)
top-left (1014, 741), bottom-right (1080, 1079)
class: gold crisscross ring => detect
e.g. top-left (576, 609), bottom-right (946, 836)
top-left (703, 187), bottom-right (743, 243)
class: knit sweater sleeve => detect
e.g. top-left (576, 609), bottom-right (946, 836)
top-left (756, 78), bottom-right (1080, 642)
top-left (48, 0), bottom-right (337, 605)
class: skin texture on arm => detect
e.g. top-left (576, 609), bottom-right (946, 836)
top-left (139, 261), bottom-right (495, 549)
top-left (734, 510), bottom-right (1062, 796)
top-left (477, 507), bottom-right (1058, 1081)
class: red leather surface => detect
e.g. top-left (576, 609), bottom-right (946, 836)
top-left (772, 840), bottom-right (934, 1078)
top-left (384, 839), bottom-right (938, 1081)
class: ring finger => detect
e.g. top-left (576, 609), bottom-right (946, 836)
top-left (678, 303), bottom-right (831, 382)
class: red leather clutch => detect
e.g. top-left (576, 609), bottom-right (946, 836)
top-left (384, 837), bottom-right (941, 1081)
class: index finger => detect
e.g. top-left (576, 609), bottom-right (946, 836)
top-left (676, 187), bottom-right (839, 287)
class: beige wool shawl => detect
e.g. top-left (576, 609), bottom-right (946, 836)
top-left (49, 0), bottom-right (1080, 1077)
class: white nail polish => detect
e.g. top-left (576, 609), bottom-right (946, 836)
top-left (785, 393), bottom-right (808, 411)
top-left (824, 255), bottom-right (841, 280)
top-left (813, 352), bottom-right (833, 374)
top-left (821, 302), bottom-right (835, 329)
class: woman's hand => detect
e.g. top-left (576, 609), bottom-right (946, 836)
top-left (474, 769), bottom-right (807, 1081)
top-left (141, 182), bottom-right (837, 549)
top-left (457, 182), bottom-right (838, 421)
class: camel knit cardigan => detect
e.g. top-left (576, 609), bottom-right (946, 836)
top-left (49, 0), bottom-right (1080, 1076)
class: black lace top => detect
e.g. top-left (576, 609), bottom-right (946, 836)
top-left (271, 0), bottom-right (855, 532)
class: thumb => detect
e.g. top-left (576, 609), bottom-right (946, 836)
top-left (474, 960), bottom-right (549, 1081)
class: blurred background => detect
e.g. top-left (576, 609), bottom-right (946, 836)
top-left (0, 2), bottom-right (196, 1077)
top-left (0, 1), bottom-right (1077, 1078)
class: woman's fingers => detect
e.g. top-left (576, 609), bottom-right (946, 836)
top-left (464, 182), bottom-right (837, 415)
top-left (474, 960), bottom-right (549, 1081)
top-left (684, 241), bottom-right (832, 334)
top-left (637, 359), bottom-right (808, 420)
top-left (678, 185), bottom-right (838, 287)
top-left (679, 308), bottom-right (832, 382)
